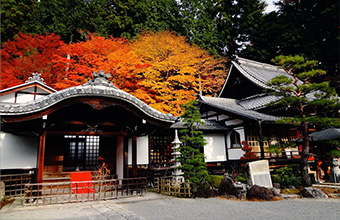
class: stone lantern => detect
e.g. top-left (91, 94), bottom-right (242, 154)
top-left (171, 130), bottom-right (184, 185)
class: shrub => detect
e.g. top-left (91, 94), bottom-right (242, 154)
top-left (235, 173), bottom-right (247, 183)
top-left (209, 175), bottom-right (223, 188)
top-left (272, 165), bottom-right (302, 188)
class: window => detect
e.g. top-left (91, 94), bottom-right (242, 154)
top-left (230, 131), bottom-right (241, 148)
top-left (85, 136), bottom-right (100, 166)
top-left (64, 135), bottom-right (100, 169)
top-left (150, 136), bottom-right (173, 168)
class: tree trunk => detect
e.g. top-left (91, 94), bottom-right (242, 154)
top-left (300, 121), bottom-right (312, 187)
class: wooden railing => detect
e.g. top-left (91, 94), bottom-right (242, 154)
top-left (0, 173), bottom-right (34, 198)
top-left (23, 177), bottom-right (147, 206)
top-left (253, 150), bottom-right (301, 159)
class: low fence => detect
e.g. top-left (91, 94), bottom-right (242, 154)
top-left (23, 177), bottom-right (147, 206)
top-left (0, 173), bottom-right (34, 198)
top-left (156, 177), bottom-right (191, 198)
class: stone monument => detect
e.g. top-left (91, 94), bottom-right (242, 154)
top-left (330, 157), bottom-right (340, 183)
top-left (246, 160), bottom-right (273, 188)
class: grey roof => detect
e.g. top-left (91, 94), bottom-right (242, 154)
top-left (231, 56), bottom-right (297, 90)
top-left (199, 96), bottom-right (281, 122)
top-left (238, 94), bottom-right (282, 110)
top-left (171, 119), bottom-right (230, 131)
top-left (0, 73), bottom-right (57, 94)
top-left (310, 128), bottom-right (340, 141)
top-left (0, 71), bottom-right (177, 123)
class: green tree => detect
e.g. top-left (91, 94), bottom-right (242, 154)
top-left (241, 0), bottom-right (339, 89)
top-left (35, 0), bottom-right (91, 43)
top-left (267, 55), bottom-right (340, 186)
top-left (1, 0), bottom-right (39, 44)
top-left (178, 100), bottom-right (210, 196)
top-left (179, 0), bottom-right (265, 56)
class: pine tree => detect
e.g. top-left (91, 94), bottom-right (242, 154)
top-left (178, 100), bottom-right (210, 196)
top-left (267, 55), bottom-right (340, 186)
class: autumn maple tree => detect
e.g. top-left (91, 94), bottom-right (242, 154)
top-left (131, 31), bottom-right (227, 115)
top-left (2, 31), bottom-right (227, 116)
top-left (52, 34), bottom-right (149, 91)
top-left (1, 32), bottom-right (65, 89)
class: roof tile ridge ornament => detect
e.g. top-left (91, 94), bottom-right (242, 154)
top-left (83, 70), bottom-right (118, 88)
top-left (25, 73), bottom-right (46, 84)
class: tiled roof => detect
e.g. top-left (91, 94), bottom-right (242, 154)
top-left (0, 71), bottom-right (178, 123)
top-left (171, 119), bottom-right (230, 131)
top-left (231, 56), bottom-right (297, 90)
top-left (310, 128), bottom-right (340, 141)
top-left (237, 94), bottom-right (282, 110)
top-left (199, 96), bottom-right (281, 122)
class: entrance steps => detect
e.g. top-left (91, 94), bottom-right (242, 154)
top-left (43, 172), bottom-right (71, 183)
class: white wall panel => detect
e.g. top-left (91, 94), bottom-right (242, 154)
top-left (204, 134), bottom-right (226, 162)
top-left (128, 138), bottom-right (132, 165)
top-left (137, 136), bottom-right (149, 165)
top-left (0, 132), bottom-right (39, 169)
top-left (0, 93), bottom-right (15, 103)
top-left (116, 136), bottom-right (124, 179)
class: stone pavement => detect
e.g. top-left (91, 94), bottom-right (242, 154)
top-left (0, 193), bottom-right (169, 220)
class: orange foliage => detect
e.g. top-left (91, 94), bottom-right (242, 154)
top-left (1, 31), bottom-right (227, 116)
top-left (131, 31), bottom-right (227, 115)
top-left (52, 34), bottom-right (148, 91)
top-left (1, 32), bottom-right (65, 89)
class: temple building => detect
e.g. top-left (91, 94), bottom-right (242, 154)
top-left (1, 57), bottom-right (301, 183)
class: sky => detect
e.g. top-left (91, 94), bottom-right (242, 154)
top-left (264, 0), bottom-right (278, 13)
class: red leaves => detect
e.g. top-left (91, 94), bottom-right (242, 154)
top-left (240, 141), bottom-right (259, 161)
top-left (1, 32), bottom-right (65, 89)
top-left (1, 32), bottom-right (226, 116)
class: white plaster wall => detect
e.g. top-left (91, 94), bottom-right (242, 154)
top-left (228, 149), bottom-right (244, 160)
top-left (0, 132), bottom-right (39, 169)
top-left (0, 93), bottom-right (15, 103)
top-left (116, 136), bottom-right (124, 179)
top-left (204, 134), bottom-right (226, 162)
top-left (16, 93), bottom-right (34, 103)
top-left (128, 138), bottom-right (132, 165)
top-left (226, 127), bottom-right (245, 160)
top-left (137, 136), bottom-right (149, 165)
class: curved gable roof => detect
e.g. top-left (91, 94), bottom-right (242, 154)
top-left (0, 71), bottom-right (178, 124)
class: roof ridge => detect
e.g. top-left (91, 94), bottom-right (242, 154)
top-left (235, 56), bottom-right (281, 70)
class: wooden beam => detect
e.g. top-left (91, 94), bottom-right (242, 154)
top-left (46, 131), bottom-right (127, 137)
top-left (37, 131), bottom-right (46, 183)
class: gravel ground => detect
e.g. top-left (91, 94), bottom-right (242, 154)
top-left (119, 196), bottom-right (340, 220)
top-left (1, 193), bottom-right (339, 220)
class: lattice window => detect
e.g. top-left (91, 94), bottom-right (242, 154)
top-left (64, 135), bottom-right (100, 168)
top-left (85, 136), bottom-right (100, 166)
top-left (150, 136), bottom-right (173, 168)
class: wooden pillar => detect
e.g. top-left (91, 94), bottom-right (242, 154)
top-left (258, 120), bottom-right (265, 159)
top-left (123, 137), bottom-right (129, 178)
top-left (132, 136), bottom-right (137, 177)
top-left (37, 131), bottom-right (46, 183)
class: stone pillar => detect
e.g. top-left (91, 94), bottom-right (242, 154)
top-left (171, 130), bottom-right (184, 185)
